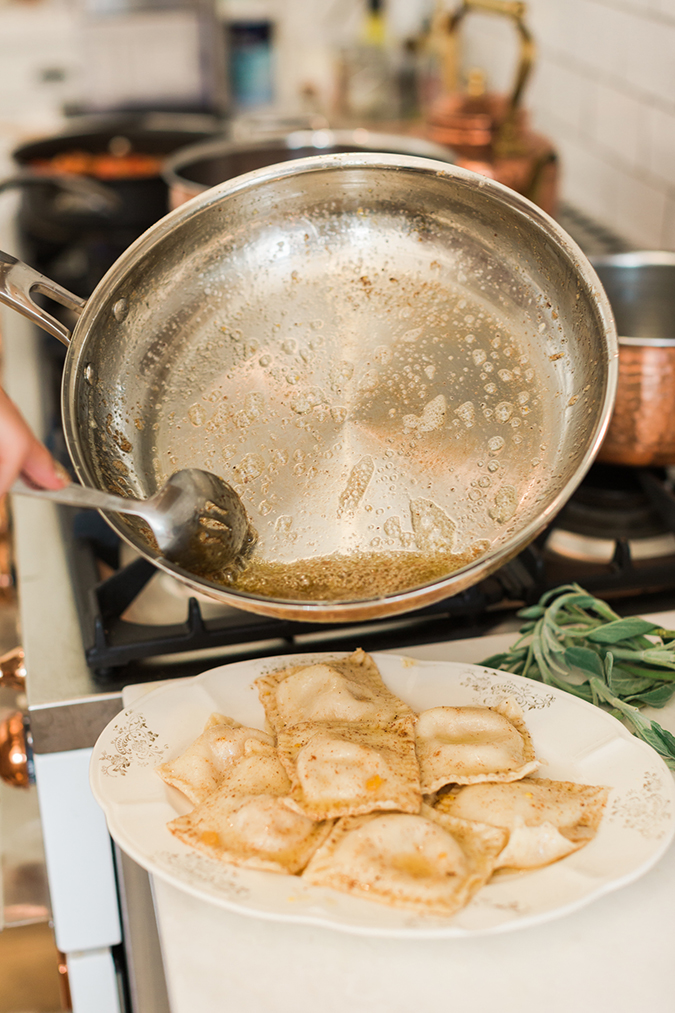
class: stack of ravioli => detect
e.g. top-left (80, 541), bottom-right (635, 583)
top-left (156, 649), bottom-right (608, 918)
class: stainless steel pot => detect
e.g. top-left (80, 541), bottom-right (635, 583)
top-left (0, 154), bottom-right (618, 622)
top-left (592, 252), bottom-right (675, 467)
top-left (162, 128), bottom-right (457, 209)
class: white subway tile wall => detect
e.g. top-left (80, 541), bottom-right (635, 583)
top-left (0, 1), bottom-right (673, 248)
top-left (461, 0), bottom-right (675, 249)
top-left (0, 6), bottom-right (78, 174)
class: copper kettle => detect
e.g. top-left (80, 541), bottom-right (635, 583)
top-left (425, 0), bottom-right (558, 215)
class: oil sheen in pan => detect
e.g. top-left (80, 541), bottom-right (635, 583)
top-left (130, 244), bottom-right (555, 602)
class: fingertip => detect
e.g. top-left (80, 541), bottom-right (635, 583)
top-left (21, 445), bottom-right (69, 491)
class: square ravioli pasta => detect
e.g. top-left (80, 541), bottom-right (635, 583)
top-left (434, 777), bottom-right (609, 871)
top-left (155, 713), bottom-right (275, 804)
top-left (277, 718), bottom-right (422, 821)
top-left (167, 790), bottom-right (333, 875)
top-left (415, 698), bottom-right (539, 793)
top-left (255, 648), bottom-right (414, 736)
top-left (166, 735), bottom-right (333, 874)
top-left (303, 805), bottom-right (507, 916)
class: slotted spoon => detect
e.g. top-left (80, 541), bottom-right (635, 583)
top-left (12, 468), bottom-right (250, 576)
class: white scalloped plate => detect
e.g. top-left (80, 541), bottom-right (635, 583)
top-left (90, 653), bottom-right (675, 938)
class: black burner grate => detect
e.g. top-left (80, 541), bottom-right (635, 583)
top-left (70, 528), bottom-right (519, 677)
top-left (66, 464), bottom-right (675, 678)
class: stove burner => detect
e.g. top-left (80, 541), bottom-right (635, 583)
top-left (545, 464), bottom-right (675, 563)
top-left (555, 464), bottom-right (671, 541)
top-left (545, 529), bottom-right (675, 564)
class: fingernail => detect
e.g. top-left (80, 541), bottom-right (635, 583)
top-left (53, 461), bottom-right (71, 485)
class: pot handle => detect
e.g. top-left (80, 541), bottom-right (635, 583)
top-left (0, 171), bottom-right (120, 214)
top-left (0, 250), bottom-right (86, 346)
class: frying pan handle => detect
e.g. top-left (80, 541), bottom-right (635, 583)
top-left (0, 250), bottom-right (86, 346)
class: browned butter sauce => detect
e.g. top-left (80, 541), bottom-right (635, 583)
top-left (207, 540), bottom-right (490, 601)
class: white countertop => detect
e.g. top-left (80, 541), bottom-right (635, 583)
top-left (122, 622), bottom-right (675, 1013)
top-left (150, 846), bottom-right (675, 1013)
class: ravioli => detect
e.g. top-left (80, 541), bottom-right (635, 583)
top-left (167, 790), bottom-right (333, 874)
top-left (303, 805), bottom-right (506, 915)
top-left (255, 649), bottom-right (413, 735)
top-left (415, 699), bottom-right (539, 793)
top-left (156, 713), bottom-right (275, 804)
top-left (166, 731), bottom-right (332, 874)
top-left (213, 738), bottom-right (292, 797)
top-left (435, 778), bottom-right (608, 870)
top-left (277, 718), bottom-right (422, 820)
top-left (159, 659), bottom-right (604, 911)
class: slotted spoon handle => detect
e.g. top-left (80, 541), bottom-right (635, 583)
top-left (10, 476), bottom-right (149, 519)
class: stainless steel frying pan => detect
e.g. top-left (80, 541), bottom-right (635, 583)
top-left (0, 154), bottom-right (618, 622)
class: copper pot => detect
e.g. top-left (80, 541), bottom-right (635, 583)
top-left (0, 710), bottom-right (29, 787)
top-left (593, 252), bottom-right (675, 467)
top-left (0, 647), bottom-right (29, 787)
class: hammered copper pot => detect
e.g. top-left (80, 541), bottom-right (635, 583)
top-left (593, 252), bottom-right (675, 467)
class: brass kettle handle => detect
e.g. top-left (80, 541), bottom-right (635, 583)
top-left (440, 0), bottom-right (535, 120)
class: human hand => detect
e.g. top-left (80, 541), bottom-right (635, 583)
top-left (0, 387), bottom-right (68, 495)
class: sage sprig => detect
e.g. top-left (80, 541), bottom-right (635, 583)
top-left (482, 583), bottom-right (675, 768)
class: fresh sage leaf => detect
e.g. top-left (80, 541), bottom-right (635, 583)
top-left (607, 669), bottom-right (657, 696)
top-left (481, 583), bottom-right (675, 767)
top-left (625, 717), bottom-right (675, 765)
top-left (564, 645), bottom-right (604, 678)
top-left (586, 617), bottom-right (658, 643)
top-left (627, 685), bottom-right (675, 708)
top-left (516, 605), bottom-right (545, 620)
